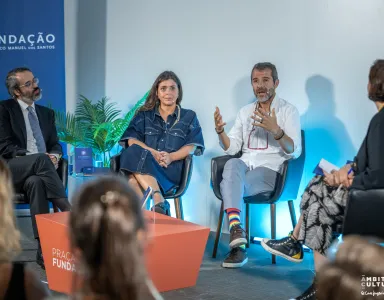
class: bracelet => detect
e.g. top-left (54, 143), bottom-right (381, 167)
top-left (274, 129), bottom-right (285, 140)
top-left (215, 128), bottom-right (224, 134)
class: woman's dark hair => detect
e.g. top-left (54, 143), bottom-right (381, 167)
top-left (368, 59), bottom-right (384, 102)
top-left (70, 176), bottom-right (146, 300)
top-left (140, 71), bottom-right (183, 111)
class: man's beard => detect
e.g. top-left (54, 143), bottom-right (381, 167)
top-left (255, 87), bottom-right (275, 103)
top-left (20, 87), bottom-right (42, 102)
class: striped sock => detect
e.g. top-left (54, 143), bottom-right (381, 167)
top-left (227, 208), bottom-right (246, 250)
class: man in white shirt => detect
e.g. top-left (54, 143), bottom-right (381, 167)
top-left (214, 62), bottom-right (302, 268)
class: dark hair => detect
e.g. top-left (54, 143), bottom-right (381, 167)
top-left (251, 62), bottom-right (278, 83)
top-left (368, 59), bottom-right (384, 102)
top-left (5, 67), bottom-right (31, 98)
top-left (140, 71), bottom-right (183, 111)
top-left (317, 236), bottom-right (384, 300)
top-left (70, 176), bottom-right (147, 300)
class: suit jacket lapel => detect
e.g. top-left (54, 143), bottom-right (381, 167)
top-left (10, 100), bottom-right (27, 146)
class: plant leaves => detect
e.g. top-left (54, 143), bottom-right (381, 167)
top-left (53, 91), bottom-right (148, 166)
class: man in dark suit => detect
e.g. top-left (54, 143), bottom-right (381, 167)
top-left (0, 67), bottom-right (71, 269)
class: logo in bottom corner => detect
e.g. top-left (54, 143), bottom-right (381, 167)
top-left (361, 275), bottom-right (384, 297)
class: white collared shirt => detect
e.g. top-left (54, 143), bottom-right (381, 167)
top-left (221, 95), bottom-right (302, 172)
top-left (17, 99), bottom-right (40, 154)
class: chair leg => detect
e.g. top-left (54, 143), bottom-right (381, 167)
top-left (245, 203), bottom-right (250, 248)
top-left (270, 203), bottom-right (276, 264)
top-left (174, 197), bottom-right (184, 220)
top-left (212, 201), bottom-right (225, 258)
top-left (288, 200), bottom-right (297, 228)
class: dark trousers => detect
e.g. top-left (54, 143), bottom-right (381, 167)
top-left (8, 153), bottom-right (69, 238)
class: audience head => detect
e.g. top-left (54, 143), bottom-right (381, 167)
top-left (0, 158), bottom-right (21, 262)
top-left (368, 59), bottom-right (384, 103)
top-left (250, 62), bottom-right (279, 103)
top-left (5, 67), bottom-right (42, 103)
top-left (317, 235), bottom-right (384, 300)
top-left (69, 176), bottom-right (147, 300)
top-left (141, 70), bottom-right (183, 111)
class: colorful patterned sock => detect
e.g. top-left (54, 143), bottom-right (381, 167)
top-left (227, 208), bottom-right (246, 250)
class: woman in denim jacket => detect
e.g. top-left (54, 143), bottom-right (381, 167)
top-left (119, 71), bottom-right (205, 215)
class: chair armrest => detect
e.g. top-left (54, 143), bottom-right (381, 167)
top-left (343, 189), bottom-right (384, 239)
top-left (57, 158), bottom-right (68, 190)
top-left (172, 154), bottom-right (193, 198)
top-left (110, 152), bottom-right (122, 173)
top-left (211, 153), bottom-right (241, 200)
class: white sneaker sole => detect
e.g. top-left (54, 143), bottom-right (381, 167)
top-left (222, 257), bottom-right (248, 268)
top-left (229, 238), bottom-right (247, 249)
top-left (260, 239), bottom-right (303, 263)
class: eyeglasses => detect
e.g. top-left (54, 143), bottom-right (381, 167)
top-left (19, 77), bottom-right (39, 88)
top-left (247, 126), bottom-right (269, 150)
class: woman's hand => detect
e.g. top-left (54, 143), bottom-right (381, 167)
top-left (333, 164), bottom-right (354, 187)
top-left (347, 172), bottom-right (354, 187)
top-left (323, 171), bottom-right (337, 187)
top-left (150, 149), bottom-right (163, 164)
top-left (323, 165), bottom-right (354, 188)
top-left (159, 151), bottom-right (173, 168)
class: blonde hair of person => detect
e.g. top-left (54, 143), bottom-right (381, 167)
top-left (0, 158), bottom-right (21, 261)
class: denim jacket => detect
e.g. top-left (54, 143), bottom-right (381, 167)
top-left (121, 104), bottom-right (205, 156)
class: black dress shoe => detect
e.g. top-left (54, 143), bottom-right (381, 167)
top-left (36, 249), bottom-right (45, 270)
top-left (151, 200), bottom-right (170, 216)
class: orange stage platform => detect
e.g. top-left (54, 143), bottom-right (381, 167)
top-left (36, 211), bottom-right (210, 294)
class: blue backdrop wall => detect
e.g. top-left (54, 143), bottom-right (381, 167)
top-left (0, 0), bottom-right (66, 114)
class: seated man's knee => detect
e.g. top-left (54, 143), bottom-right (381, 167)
top-left (35, 153), bottom-right (53, 164)
top-left (24, 175), bottom-right (44, 190)
top-left (223, 158), bottom-right (243, 174)
top-left (220, 159), bottom-right (244, 192)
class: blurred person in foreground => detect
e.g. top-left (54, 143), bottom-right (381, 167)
top-left (0, 158), bottom-right (49, 299)
top-left (66, 176), bottom-right (162, 300)
top-left (317, 235), bottom-right (384, 300)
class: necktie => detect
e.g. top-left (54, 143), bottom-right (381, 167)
top-left (27, 106), bottom-right (46, 153)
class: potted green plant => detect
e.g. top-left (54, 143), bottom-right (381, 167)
top-left (54, 91), bottom-right (148, 167)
